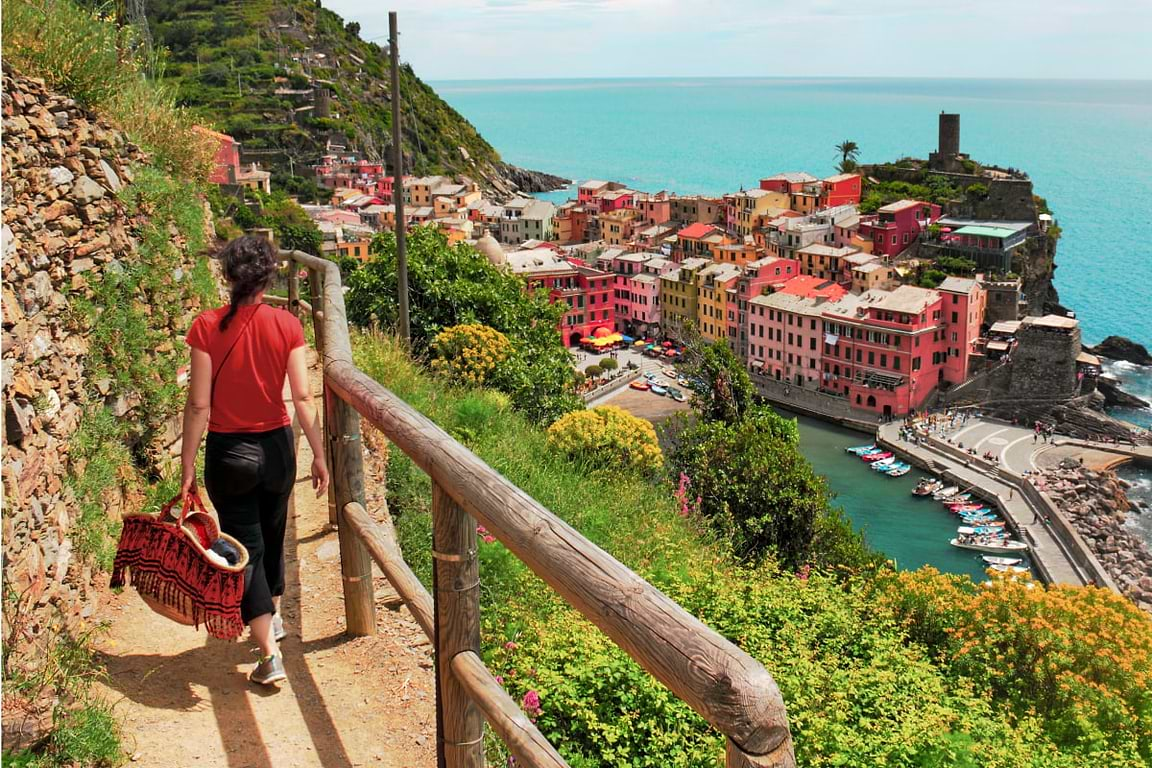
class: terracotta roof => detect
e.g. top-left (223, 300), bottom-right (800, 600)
top-left (677, 222), bottom-right (719, 240)
top-left (773, 275), bottom-right (847, 300)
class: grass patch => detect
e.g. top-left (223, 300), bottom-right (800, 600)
top-left (2, 0), bottom-right (215, 180)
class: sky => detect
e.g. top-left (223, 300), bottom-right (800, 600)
top-left (325, 0), bottom-right (1152, 81)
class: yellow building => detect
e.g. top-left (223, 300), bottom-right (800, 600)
top-left (712, 241), bottom-right (762, 267)
top-left (659, 257), bottom-right (709, 342)
top-left (600, 209), bottom-right (639, 247)
top-left (729, 189), bottom-right (790, 237)
top-left (695, 263), bottom-right (741, 344)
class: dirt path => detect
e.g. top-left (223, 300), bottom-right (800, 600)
top-left (93, 361), bottom-right (436, 768)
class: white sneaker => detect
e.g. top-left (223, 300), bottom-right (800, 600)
top-left (272, 613), bottom-right (287, 641)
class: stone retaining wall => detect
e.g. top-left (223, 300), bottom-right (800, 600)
top-left (1, 65), bottom-right (209, 715)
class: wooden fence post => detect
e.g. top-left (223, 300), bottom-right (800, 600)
top-left (287, 264), bottom-right (300, 317)
top-left (309, 267), bottom-right (337, 527)
top-left (726, 738), bottom-right (795, 768)
top-left (432, 482), bottom-right (484, 767)
top-left (327, 389), bottom-right (376, 636)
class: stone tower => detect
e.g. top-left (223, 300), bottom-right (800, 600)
top-left (938, 112), bottom-right (960, 158)
top-left (313, 86), bottom-right (331, 119)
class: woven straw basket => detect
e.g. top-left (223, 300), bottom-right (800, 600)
top-left (111, 493), bottom-right (250, 640)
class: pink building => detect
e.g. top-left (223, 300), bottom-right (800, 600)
top-left (598, 189), bottom-right (636, 212)
top-left (859, 199), bottom-right (942, 257)
top-left (820, 285), bottom-right (947, 416)
top-left (732, 256), bottom-right (802, 358)
top-left (748, 292), bottom-right (840, 387)
top-left (609, 252), bottom-right (675, 336)
top-left (936, 276), bottom-right (987, 385)
top-left (634, 191), bottom-right (672, 227)
top-left (194, 126), bottom-right (241, 186)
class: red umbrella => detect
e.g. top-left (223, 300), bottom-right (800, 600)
top-left (593, 327), bottom-right (613, 338)
top-left (662, 341), bottom-right (673, 347)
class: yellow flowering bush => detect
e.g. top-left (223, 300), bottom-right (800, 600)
top-left (430, 324), bottom-right (513, 387)
top-left (546, 406), bottom-right (663, 474)
top-left (877, 568), bottom-right (1152, 760)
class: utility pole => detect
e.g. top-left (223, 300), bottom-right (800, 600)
top-left (389, 11), bottom-right (410, 343)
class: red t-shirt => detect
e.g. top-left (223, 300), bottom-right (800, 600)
top-left (186, 304), bottom-right (306, 433)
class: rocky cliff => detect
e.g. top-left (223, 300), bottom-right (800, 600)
top-left (2, 65), bottom-right (212, 738)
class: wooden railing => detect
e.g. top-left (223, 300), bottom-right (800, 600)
top-left (277, 250), bottom-right (796, 768)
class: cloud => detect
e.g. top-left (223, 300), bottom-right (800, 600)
top-left (323, 0), bottom-right (1152, 80)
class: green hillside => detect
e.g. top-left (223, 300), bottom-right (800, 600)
top-left (140, 0), bottom-right (562, 199)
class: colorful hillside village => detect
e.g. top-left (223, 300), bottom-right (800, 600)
top-left (199, 120), bottom-right (1079, 419)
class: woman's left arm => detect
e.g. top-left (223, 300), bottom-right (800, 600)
top-left (180, 347), bottom-right (213, 496)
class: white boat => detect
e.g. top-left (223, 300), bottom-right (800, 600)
top-left (887, 465), bottom-right (912, 477)
top-left (982, 555), bottom-right (1023, 567)
top-left (870, 456), bottom-right (897, 469)
top-left (912, 479), bottom-right (943, 496)
top-left (958, 526), bottom-right (1008, 537)
top-left (950, 536), bottom-right (1029, 554)
top-left (932, 486), bottom-right (960, 500)
top-left (845, 444), bottom-right (878, 455)
top-left (989, 564), bottom-right (1030, 574)
top-left (938, 492), bottom-right (973, 504)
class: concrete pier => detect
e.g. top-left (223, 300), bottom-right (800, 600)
top-left (877, 422), bottom-right (1118, 591)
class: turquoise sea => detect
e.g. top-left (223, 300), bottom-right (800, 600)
top-left (435, 77), bottom-right (1152, 575)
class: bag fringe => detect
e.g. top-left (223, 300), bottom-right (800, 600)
top-left (111, 515), bottom-right (247, 640)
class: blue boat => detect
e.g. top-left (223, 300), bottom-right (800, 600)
top-left (846, 444), bottom-right (879, 455)
top-left (884, 462), bottom-right (912, 474)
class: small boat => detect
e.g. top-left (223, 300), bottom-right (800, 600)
top-left (950, 535), bottom-right (1028, 554)
top-left (650, 384), bottom-right (668, 396)
top-left (846, 444), bottom-right (878, 455)
top-left (629, 379), bottom-right (650, 391)
top-left (955, 508), bottom-right (995, 518)
top-left (961, 518), bottom-right (1004, 527)
top-left (988, 564), bottom-right (1030, 575)
top-left (861, 451), bottom-right (893, 463)
top-left (870, 457), bottom-right (897, 469)
top-left (938, 492), bottom-right (973, 504)
top-left (959, 514), bottom-right (999, 525)
top-left (662, 367), bottom-right (678, 379)
top-left (948, 502), bottom-right (986, 512)
top-left (931, 486), bottom-right (960, 500)
top-left (960, 526), bottom-right (1008, 537)
top-left (982, 555), bottom-right (1023, 567)
top-left (887, 465), bottom-right (912, 477)
top-left (912, 479), bottom-right (943, 496)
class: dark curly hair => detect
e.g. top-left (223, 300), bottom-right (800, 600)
top-left (217, 235), bottom-right (279, 330)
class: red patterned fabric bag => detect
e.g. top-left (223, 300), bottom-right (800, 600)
top-left (110, 493), bottom-right (249, 640)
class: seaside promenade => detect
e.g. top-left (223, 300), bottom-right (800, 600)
top-left (877, 420), bottom-right (1117, 590)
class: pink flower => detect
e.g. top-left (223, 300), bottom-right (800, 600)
top-left (797, 564), bottom-right (811, 581)
top-left (482, 535), bottom-right (496, 544)
top-left (504, 641), bottom-right (518, 650)
top-left (522, 689), bottom-right (543, 718)
top-left (494, 675), bottom-right (504, 685)
top-left (476, 525), bottom-right (487, 535)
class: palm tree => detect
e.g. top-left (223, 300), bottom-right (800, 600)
top-left (835, 140), bottom-right (860, 173)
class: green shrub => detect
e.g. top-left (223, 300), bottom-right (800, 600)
top-left (584, 364), bottom-right (602, 379)
top-left (598, 358), bottom-right (618, 371)
top-left (347, 228), bottom-right (581, 424)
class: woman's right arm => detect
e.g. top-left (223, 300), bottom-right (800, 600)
top-left (180, 347), bottom-right (213, 497)
top-left (287, 345), bottom-right (330, 497)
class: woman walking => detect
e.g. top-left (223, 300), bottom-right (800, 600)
top-left (180, 235), bottom-right (329, 685)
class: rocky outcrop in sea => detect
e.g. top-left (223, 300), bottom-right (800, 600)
top-left (1087, 336), bottom-right (1152, 366)
top-left (1039, 463), bottom-right (1152, 609)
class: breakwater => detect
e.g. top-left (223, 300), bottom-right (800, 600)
top-left (1040, 465), bottom-right (1152, 609)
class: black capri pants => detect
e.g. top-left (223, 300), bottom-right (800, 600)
top-left (204, 426), bottom-right (296, 624)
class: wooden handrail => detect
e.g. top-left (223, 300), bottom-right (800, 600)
top-left (278, 249), bottom-right (796, 767)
